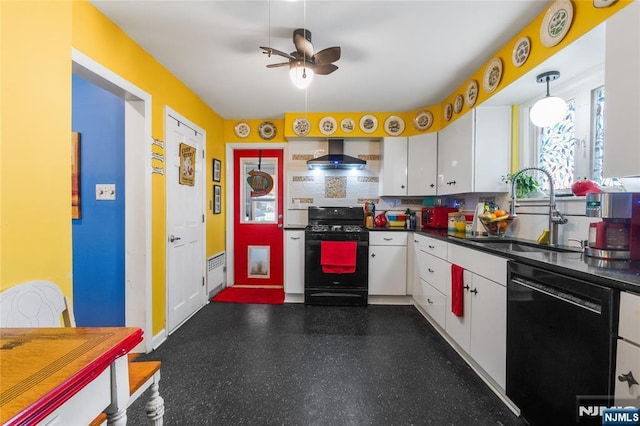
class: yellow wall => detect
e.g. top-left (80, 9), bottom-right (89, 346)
top-left (1, 1), bottom-right (226, 335)
top-left (1, 1), bottom-right (73, 295)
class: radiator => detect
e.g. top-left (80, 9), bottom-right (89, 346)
top-left (207, 252), bottom-right (226, 298)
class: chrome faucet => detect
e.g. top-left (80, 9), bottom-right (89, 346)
top-left (509, 167), bottom-right (568, 246)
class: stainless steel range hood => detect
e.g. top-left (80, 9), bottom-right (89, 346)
top-left (306, 139), bottom-right (366, 170)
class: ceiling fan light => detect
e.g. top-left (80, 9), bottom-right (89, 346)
top-left (530, 95), bottom-right (568, 128)
top-left (289, 61), bottom-right (314, 89)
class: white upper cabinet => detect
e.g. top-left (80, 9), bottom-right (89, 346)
top-left (604, 1), bottom-right (640, 178)
top-left (407, 133), bottom-right (438, 196)
top-left (379, 137), bottom-right (408, 196)
top-left (379, 134), bottom-right (438, 197)
top-left (437, 107), bottom-right (511, 195)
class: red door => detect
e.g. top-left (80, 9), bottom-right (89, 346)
top-left (233, 149), bottom-right (284, 286)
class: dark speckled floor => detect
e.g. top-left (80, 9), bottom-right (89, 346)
top-left (128, 303), bottom-right (525, 425)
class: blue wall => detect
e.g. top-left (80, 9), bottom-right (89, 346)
top-left (72, 74), bottom-right (125, 326)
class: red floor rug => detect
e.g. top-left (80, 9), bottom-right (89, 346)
top-left (212, 287), bottom-right (284, 305)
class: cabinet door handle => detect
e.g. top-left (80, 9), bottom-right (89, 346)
top-left (428, 268), bottom-right (434, 273)
top-left (470, 288), bottom-right (478, 295)
top-left (464, 285), bottom-right (470, 291)
top-left (618, 371), bottom-right (639, 389)
top-left (428, 245), bottom-right (435, 249)
top-left (414, 240), bottom-right (419, 243)
top-left (401, 185), bottom-right (405, 189)
top-left (371, 253), bottom-right (376, 258)
top-left (430, 183), bottom-right (435, 188)
top-left (427, 298), bottom-right (434, 304)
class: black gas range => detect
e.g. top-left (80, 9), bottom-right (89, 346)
top-left (304, 207), bottom-right (369, 306)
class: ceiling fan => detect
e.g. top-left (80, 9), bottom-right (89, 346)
top-left (260, 28), bottom-right (341, 88)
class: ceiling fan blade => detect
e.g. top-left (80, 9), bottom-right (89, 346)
top-left (293, 28), bottom-right (314, 58)
top-left (260, 46), bottom-right (294, 60)
top-left (266, 62), bottom-right (290, 69)
top-left (313, 47), bottom-right (341, 65)
top-left (314, 63), bottom-right (338, 75)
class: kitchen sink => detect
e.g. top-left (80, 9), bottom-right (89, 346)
top-left (458, 237), bottom-right (581, 253)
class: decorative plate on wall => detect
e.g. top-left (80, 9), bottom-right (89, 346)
top-left (413, 110), bottom-right (433, 131)
top-left (465, 80), bottom-right (479, 107)
top-left (341, 118), bottom-right (355, 133)
top-left (234, 121), bottom-right (250, 138)
top-left (258, 121), bottom-right (276, 140)
top-left (444, 104), bottom-right (453, 122)
top-left (384, 116), bottom-right (405, 136)
top-left (540, 0), bottom-right (573, 48)
top-left (483, 57), bottom-right (503, 94)
top-left (293, 118), bottom-right (311, 136)
top-left (359, 115), bottom-right (378, 133)
top-left (512, 36), bottom-right (531, 67)
top-left (319, 116), bottom-right (337, 135)
top-left (453, 94), bottom-right (464, 114)
top-left (593, 0), bottom-right (617, 7)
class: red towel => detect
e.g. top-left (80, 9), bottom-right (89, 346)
top-left (451, 264), bottom-right (464, 317)
top-left (321, 241), bottom-right (357, 274)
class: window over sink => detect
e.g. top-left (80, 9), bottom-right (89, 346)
top-left (521, 67), bottom-right (606, 192)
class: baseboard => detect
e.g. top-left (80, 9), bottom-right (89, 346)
top-left (367, 295), bottom-right (413, 305)
top-left (151, 329), bottom-right (166, 351)
top-left (284, 293), bottom-right (304, 303)
top-left (208, 282), bottom-right (226, 299)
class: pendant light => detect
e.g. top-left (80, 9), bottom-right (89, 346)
top-left (530, 71), bottom-right (568, 128)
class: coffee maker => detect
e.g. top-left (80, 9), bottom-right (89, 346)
top-left (585, 192), bottom-right (640, 260)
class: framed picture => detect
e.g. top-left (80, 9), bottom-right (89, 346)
top-left (213, 184), bottom-right (221, 214)
top-left (213, 158), bottom-right (221, 182)
top-left (247, 245), bottom-right (270, 278)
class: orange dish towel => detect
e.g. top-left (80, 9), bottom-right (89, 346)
top-left (321, 241), bottom-right (357, 274)
top-left (451, 264), bottom-right (464, 317)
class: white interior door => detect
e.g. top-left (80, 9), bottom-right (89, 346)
top-left (166, 111), bottom-right (205, 333)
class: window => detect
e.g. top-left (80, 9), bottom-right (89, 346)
top-left (522, 68), bottom-right (605, 192)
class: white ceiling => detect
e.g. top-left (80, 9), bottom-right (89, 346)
top-left (90, 0), bottom-right (606, 120)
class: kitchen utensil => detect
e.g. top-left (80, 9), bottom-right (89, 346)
top-left (374, 211), bottom-right (388, 228)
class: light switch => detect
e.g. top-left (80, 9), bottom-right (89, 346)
top-left (96, 184), bottom-right (116, 200)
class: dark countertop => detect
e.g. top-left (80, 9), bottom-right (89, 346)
top-left (415, 228), bottom-right (640, 294)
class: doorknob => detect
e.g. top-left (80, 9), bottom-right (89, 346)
top-left (169, 235), bottom-right (182, 243)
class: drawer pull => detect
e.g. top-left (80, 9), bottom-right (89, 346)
top-left (618, 371), bottom-right (639, 389)
top-left (428, 268), bottom-right (434, 273)
top-left (428, 245), bottom-right (435, 249)
top-left (290, 236), bottom-right (300, 240)
top-left (427, 298), bottom-right (434, 304)
top-left (384, 237), bottom-right (393, 241)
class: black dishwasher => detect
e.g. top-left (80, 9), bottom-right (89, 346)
top-left (506, 262), bottom-right (618, 426)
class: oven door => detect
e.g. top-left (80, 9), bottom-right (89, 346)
top-left (304, 233), bottom-right (368, 305)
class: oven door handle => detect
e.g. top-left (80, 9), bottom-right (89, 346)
top-left (511, 277), bottom-right (601, 314)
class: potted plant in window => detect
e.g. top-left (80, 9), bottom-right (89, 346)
top-left (501, 172), bottom-right (542, 198)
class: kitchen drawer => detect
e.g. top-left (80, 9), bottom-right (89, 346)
top-left (619, 291), bottom-right (640, 345)
top-left (417, 250), bottom-right (449, 294)
top-left (448, 243), bottom-right (508, 286)
top-left (615, 339), bottom-right (640, 405)
top-left (418, 278), bottom-right (446, 329)
top-left (370, 231), bottom-right (407, 246)
top-left (414, 234), bottom-right (447, 259)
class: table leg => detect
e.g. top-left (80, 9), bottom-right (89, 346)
top-left (106, 356), bottom-right (130, 426)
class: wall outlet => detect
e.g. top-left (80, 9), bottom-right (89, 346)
top-left (96, 184), bottom-right (116, 200)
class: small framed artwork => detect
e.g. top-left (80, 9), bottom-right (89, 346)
top-left (213, 184), bottom-right (221, 214)
top-left (213, 158), bottom-right (221, 182)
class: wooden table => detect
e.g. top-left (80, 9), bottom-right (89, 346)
top-left (0, 327), bottom-right (143, 425)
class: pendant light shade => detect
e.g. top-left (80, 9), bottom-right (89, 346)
top-left (289, 60), bottom-right (314, 89)
top-left (530, 71), bottom-right (567, 128)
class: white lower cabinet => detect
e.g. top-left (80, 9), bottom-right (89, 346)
top-left (369, 232), bottom-right (407, 295)
top-left (615, 291), bottom-right (640, 405)
top-left (412, 234), bottom-right (449, 329)
top-left (444, 243), bottom-right (507, 389)
top-left (284, 230), bottom-right (305, 294)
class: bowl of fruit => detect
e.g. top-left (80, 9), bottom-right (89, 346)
top-left (478, 209), bottom-right (515, 237)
